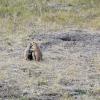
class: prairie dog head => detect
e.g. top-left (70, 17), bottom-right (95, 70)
top-left (31, 41), bottom-right (38, 50)
top-left (27, 42), bottom-right (33, 49)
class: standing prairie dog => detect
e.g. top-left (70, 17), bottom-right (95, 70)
top-left (32, 42), bottom-right (42, 61)
top-left (24, 43), bottom-right (33, 60)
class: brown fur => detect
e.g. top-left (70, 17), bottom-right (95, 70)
top-left (32, 42), bottom-right (42, 61)
top-left (24, 43), bottom-right (33, 60)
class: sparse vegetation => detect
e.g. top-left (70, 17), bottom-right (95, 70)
top-left (0, 0), bottom-right (100, 100)
top-left (0, 0), bottom-right (100, 34)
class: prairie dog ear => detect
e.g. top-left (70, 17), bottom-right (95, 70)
top-left (32, 41), bottom-right (37, 45)
top-left (32, 41), bottom-right (36, 44)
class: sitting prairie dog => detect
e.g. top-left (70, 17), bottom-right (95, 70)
top-left (24, 43), bottom-right (33, 60)
top-left (32, 42), bottom-right (42, 61)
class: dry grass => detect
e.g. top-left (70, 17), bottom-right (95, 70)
top-left (0, 0), bottom-right (100, 34)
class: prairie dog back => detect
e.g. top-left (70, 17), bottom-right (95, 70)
top-left (24, 43), bottom-right (33, 60)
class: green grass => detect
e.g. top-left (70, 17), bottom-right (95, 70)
top-left (0, 0), bottom-right (100, 34)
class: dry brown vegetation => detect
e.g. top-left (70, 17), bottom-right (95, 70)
top-left (0, 0), bottom-right (100, 100)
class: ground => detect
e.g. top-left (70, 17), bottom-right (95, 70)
top-left (0, 0), bottom-right (100, 100)
top-left (0, 28), bottom-right (100, 100)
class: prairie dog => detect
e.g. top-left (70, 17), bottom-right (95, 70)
top-left (32, 42), bottom-right (42, 61)
top-left (24, 43), bottom-right (33, 60)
